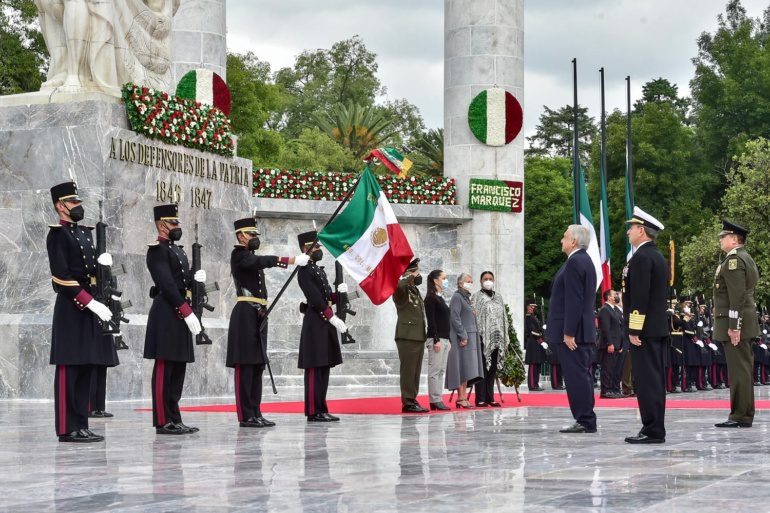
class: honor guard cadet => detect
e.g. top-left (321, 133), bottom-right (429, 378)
top-left (296, 231), bottom-right (348, 422)
top-left (524, 300), bottom-right (547, 391)
top-left (622, 206), bottom-right (669, 444)
top-left (47, 182), bottom-right (118, 443)
top-left (144, 204), bottom-right (206, 435)
top-left (226, 217), bottom-right (310, 428)
top-left (714, 220), bottom-right (759, 428)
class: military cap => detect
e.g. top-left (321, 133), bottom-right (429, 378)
top-left (406, 258), bottom-right (420, 271)
top-left (298, 230), bottom-right (318, 248)
top-left (50, 181), bottom-right (81, 204)
top-left (719, 219), bottom-right (749, 239)
top-left (153, 204), bottom-right (179, 222)
top-left (234, 217), bottom-right (260, 235)
top-left (626, 206), bottom-right (664, 231)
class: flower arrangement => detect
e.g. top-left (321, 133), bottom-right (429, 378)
top-left (253, 168), bottom-right (457, 205)
top-left (122, 83), bottom-right (234, 156)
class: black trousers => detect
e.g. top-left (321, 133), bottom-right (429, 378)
top-left (304, 366), bottom-right (330, 416)
top-left (89, 365), bottom-right (107, 412)
top-left (151, 359), bottom-right (187, 427)
top-left (527, 363), bottom-right (541, 390)
top-left (550, 364), bottom-right (564, 389)
top-left (475, 348), bottom-right (499, 404)
top-left (235, 363), bottom-right (264, 421)
top-left (54, 364), bottom-right (94, 435)
top-left (600, 350), bottom-right (624, 394)
top-left (557, 343), bottom-right (597, 429)
top-left (630, 336), bottom-right (667, 439)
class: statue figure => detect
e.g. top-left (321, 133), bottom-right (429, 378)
top-left (34, 0), bottom-right (181, 96)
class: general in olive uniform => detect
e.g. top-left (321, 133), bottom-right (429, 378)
top-left (524, 300), bottom-right (546, 391)
top-left (144, 204), bottom-right (205, 435)
top-left (47, 182), bottom-right (118, 442)
top-left (714, 220), bottom-right (759, 428)
top-left (622, 207), bottom-right (669, 444)
top-left (296, 231), bottom-right (347, 422)
top-left (393, 258), bottom-right (428, 413)
top-left (226, 217), bottom-right (309, 428)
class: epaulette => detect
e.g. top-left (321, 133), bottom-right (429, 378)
top-left (48, 224), bottom-right (62, 229)
top-left (147, 241), bottom-right (160, 247)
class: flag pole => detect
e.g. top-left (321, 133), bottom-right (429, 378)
top-left (257, 168), bottom-right (366, 393)
top-left (599, 66), bottom-right (609, 303)
top-left (572, 58), bottom-right (580, 224)
top-left (624, 76), bottom-right (635, 258)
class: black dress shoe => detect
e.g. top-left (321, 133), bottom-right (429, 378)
top-left (176, 423), bottom-right (199, 433)
top-left (529, 386), bottom-right (545, 392)
top-left (754, 381), bottom-right (762, 386)
top-left (321, 413), bottom-right (340, 421)
top-left (430, 402), bottom-right (450, 411)
top-left (683, 386), bottom-right (697, 393)
top-left (156, 422), bottom-right (186, 434)
top-left (83, 429), bottom-right (105, 441)
top-left (256, 415), bottom-right (276, 427)
top-left (624, 433), bottom-right (665, 444)
top-left (715, 420), bottom-right (752, 428)
top-left (716, 384), bottom-right (727, 389)
top-left (488, 401), bottom-right (502, 407)
top-left (475, 401), bottom-right (489, 407)
top-left (559, 423), bottom-right (596, 433)
top-left (240, 417), bottom-right (265, 428)
top-left (703, 384), bottom-right (713, 391)
top-left (59, 430), bottom-right (99, 443)
top-left (307, 413), bottom-right (332, 422)
top-left (402, 404), bottom-right (428, 413)
top-left (669, 388), bottom-right (681, 393)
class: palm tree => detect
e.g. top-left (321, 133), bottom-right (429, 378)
top-left (409, 128), bottom-right (444, 176)
top-left (313, 102), bottom-right (397, 159)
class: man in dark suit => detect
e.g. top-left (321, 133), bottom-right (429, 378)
top-left (547, 224), bottom-right (598, 434)
top-left (598, 289), bottom-right (624, 398)
top-left (622, 206), bottom-right (669, 444)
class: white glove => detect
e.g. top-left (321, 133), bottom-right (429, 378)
top-left (695, 340), bottom-right (705, 348)
top-left (87, 300), bottom-right (113, 322)
top-left (97, 253), bottom-right (113, 266)
top-left (708, 343), bottom-right (718, 351)
top-left (329, 315), bottom-right (348, 333)
top-left (542, 324), bottom-right (547, 330)
top-left (294, 254), bottom-right (310, 266)
top-left (764, 329), bottom-right (768, 335)
top-left (697, 320), bottom-right (704, 327)
top-left (337, 283), bottom-right (349, 294)
top-left (184, 313), bottom-right (202, 335)
top-left (540, 341), bottom-right (549, 350)
top-left (762, 344), bottom-right (768, 350)
top-left (194, 269), bottom-right (206, 283)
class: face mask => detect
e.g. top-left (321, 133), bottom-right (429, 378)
top-left (247, 237), bottom-right (261, 251)
top-left (412, 275), bottom-right (423, 286)
top-left (482, 280), bottom-right (494, 291)
top-left (441, 278), bottom-right (449, 289)
top-left (168, 227), bottom-right (183, 241)
top-left (462, 282), bottom-right (473, 291)
top-left (311, 249), bottom-right (323, 262)
top-left (683, 307), bottom-right (691, 314)
top-left (66, 204), bottom-right (84, 223)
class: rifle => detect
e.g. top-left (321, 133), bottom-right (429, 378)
top-left (334, 261), bottom-right (357, 344)
top-left (95, 201), bottom-right (130, 350)
top-left (538, 295), bottom-right (551, 356)
top-left (191, 223), bottom-right (219, 345)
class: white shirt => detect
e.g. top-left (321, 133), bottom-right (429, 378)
top-left (568, 248), bottom-right (581, 259)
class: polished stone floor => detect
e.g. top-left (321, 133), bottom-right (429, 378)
top-left (2, 387), bottom-right (770, 512)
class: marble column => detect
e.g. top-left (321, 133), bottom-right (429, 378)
top-left (444, 0), bottom-right (525, 335)
top-left (171, 0), bottom-right (228, 87)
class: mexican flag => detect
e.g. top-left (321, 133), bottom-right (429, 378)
top-left (318, 166), bottom-right (414, 305)
top-left (599, 155), bottom-right (612, 300)
top-left (364, 148), bottom-right (413, 178)
top-left (574, 164), bottom-right (603, 292)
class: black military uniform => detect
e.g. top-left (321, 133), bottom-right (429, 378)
top-left (622, 207), bottom-right (669, 444)
top-left (143, 204), bottom-right (198, 434)
top-left (667, 306), bottom-right (684, 393)
top-left (297, 231), bottom-right (343, 421)
top-left (47, 182), bottom-right (118, 442)
top-left (227, 217), bottom-right (293, 428)
top-left (681, 308), bottom-right (702, 392)
top-left (524, 300), bottom-right (546, 391)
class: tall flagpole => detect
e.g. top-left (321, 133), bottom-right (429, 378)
top-left (600, 69), bottom-right (607, 198)
top-left (599, 67), bottom-right (611, 302)
top-left (572, 58), bottom-right (580, 224)
top-left (625, 76), bottom-right (635, 258)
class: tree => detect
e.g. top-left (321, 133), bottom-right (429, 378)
top-left (273, 127), bottom-right (360, 173)
top-left (377, 98), bottom-right (425, 148)
top-left (274, 36), bottom-right (383, 137)
top-left (681, 138), bottom-right (770, 304)
top-left (313, 102), bottom-right (397, 159)
top-left (226, 52), bottom-right (285, 164)
top-left (408, 128), bottom-right (443, 176)
top-left (0, 0), bottom-right (47, 95)
top-left (526, 104), bottom-right (597, 164)
top-left (690, 0), bottom-right (770, 180)
top-left (524, 156), bottom-right (573, 298)
top-left (634, 78), bottom-right (690, 119)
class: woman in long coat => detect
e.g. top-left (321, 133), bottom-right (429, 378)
top-left (446, 273), bottom-right (484, 408)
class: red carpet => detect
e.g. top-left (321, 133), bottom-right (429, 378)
top-left (138, 393), bottom-right (770, 415)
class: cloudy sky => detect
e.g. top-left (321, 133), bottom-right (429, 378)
top-left (227, 0), bottom-right (770, 141)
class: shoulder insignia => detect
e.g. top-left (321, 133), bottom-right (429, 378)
top-left (147, 241), bottom-right (159, 247)
top-left (48, 224), bottom-right (62, 229)
top-left (728, 259), bottom-right (738, 271)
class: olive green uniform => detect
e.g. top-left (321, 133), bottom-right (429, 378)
top-left (713, 246), bottom-right (759, 424)
top-left (393, 277), bottom-right (427, 407)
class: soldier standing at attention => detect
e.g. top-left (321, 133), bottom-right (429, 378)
top-left (296, 231), bottom-right (348, 422)
top-left (524, 300), bottom-right (547, 391)
top-left (393, 258), bottom-right (428, 413)
top-left (226, 217), bottom-right (309, 428)
top-left (714, 220), bottom-right (759, 428)
top-left (47, 181), bottom-right (118, 442)
top-left (144, 204), bottom-right (206, 435)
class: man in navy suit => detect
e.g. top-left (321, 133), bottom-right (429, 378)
top-left (547, 225), bottom-right (598, 433)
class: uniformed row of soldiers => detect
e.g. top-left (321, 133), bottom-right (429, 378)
top-left (48, 181), bottom-right (350, 442)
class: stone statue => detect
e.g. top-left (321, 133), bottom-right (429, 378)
top-left (34, 0), bottom-right (181, 96)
